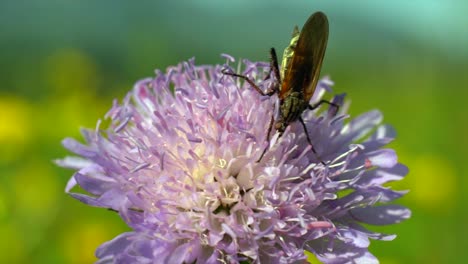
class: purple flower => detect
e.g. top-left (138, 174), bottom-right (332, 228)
top-left (57, 56), bottom-right (410, 264)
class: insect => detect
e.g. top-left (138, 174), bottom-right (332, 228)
top-left (223, 12), bottom-right (338, 162)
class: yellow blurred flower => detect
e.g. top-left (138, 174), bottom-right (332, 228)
top-left (0, 222), bottom-right (25, 263)
top-left (407, 154), bottom-right (456, 211)
top-left (0, 96), bottom-right (32, 162)
top-left (62, 222), bottom-right (122, 264)
top-left (13, 161), bottom-right (59, 216)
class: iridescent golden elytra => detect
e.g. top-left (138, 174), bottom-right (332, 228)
top-left (223, 12), bottom-right (338, 162)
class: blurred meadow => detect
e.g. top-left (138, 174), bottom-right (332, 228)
top-left (1, 1), bottom-right (467, 263)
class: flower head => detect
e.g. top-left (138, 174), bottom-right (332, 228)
top-left (57, 56), bottom-right (410, 263)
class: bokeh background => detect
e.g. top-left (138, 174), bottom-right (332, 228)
top-left (1, 0), bottom-right (467, 263)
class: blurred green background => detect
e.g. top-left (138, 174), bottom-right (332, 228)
top-left (1, 0), bottom-right (467, 263)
